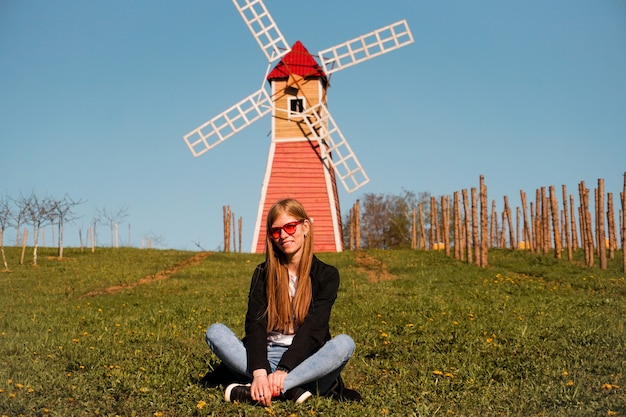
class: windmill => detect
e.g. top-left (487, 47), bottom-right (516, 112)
top-left (183, 0), bottom-right (413, 253)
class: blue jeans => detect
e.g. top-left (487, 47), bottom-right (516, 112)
top-left (205, 323), bottom-right (354, 395)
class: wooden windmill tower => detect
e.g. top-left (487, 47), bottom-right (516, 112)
top-left (183, 0), bottom-right (413, 253)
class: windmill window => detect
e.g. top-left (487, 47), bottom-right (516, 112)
top-left (288, 97), bottom-right (304, 118)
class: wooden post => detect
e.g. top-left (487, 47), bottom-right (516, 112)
top-left (597, 179), bottom-right (607, 269)
top-left (20, 228), bottom-right (28, 265)
top-left (578, 182), bottom-right (589, 265)
top-left (349, 206), bottom-right (355, 250)
top-left (353, 206), bottom-right (357, 251)
top-left (585, 199), bottom-right (594, 267)
top-left (238, 217), bottom-right (243, 253)
top-left (607, 193), bottom-right (616, 260)
top-left (480, 176), bottom-right (488, 266)
top-left (549, 186), bottom-right (562, 259)
top-left (579, 182), bottom-right (594, 267)
top-left (355, 200), bottom-right (361, 250)
top-left (500, 209), bottom-right (507, 248)
top-left (349, 203), bottom-right (356, 250)
top-left (534, 189), bottom-right (542, 253)
top-left (541, 187), bottom-right (550, 254)
top-left (223, 205), bottom-right (231, 253)
top-left (490, 200), bottom-right (497, 248)
top-left (504, 195), bottom-right (515, 250)
top-left (453, 191), bottom-right (461, 259)
top-left (411, 208), bottom-right (417, 250)
top-left (462, 189), bottom-right (471, 263)
top-left (441, 195), bottom-right (450, 256)
top-left (620, 172), bottom-right (626, 272)
top-left (418, 203), bottom-right (426, 250)
top-left (595, 188), bottom-right (600, 258)
top-left (436, 196), bottom-right (443, 249)
top-left (231, 212), bottom-right (236, 253)
top-left (429, 196), bottom-right (436, 250)
top-left (530, 201), bottom-right (536, 252)
top-left (569, 195), bottom-right (579, 250)
top-left (520, 190), bottom-right (532, 251)
top-left (562, 185), bottom-right (572, 260)
top-left (516, 206), bottom-right (521, 250)
top-left (471, 187), bottom-right (479, 266)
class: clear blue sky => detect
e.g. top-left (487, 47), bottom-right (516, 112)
top-left (1, 1), bottom-right (625, 251)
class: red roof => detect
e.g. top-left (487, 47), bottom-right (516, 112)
top-left (267, 41), bottom-right (327, 83)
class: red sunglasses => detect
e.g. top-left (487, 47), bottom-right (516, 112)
top-left (269, 219), bottom-right (304, 240)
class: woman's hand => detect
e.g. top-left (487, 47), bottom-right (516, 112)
top-left (251, 370), bottom-right (272, 406)
top-left (267, 369), bottom-right (288, 398)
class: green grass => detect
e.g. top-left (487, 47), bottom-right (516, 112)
top-left (0, 247), bottom-right (624, 416)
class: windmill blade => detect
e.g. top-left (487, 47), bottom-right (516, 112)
top-left (300, 103), bottom-right (369, 193)
top-left (183, 88), bottom-right (272, 157)
top-left (232, 0), bottom-right (290, 62)
top-left (318, 19), bottom-right (413, 75)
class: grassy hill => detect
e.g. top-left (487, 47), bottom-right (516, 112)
top-left (1, 247), bottom-right (624, 416)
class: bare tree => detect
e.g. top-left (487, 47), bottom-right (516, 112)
top-left (96, 206), bottom-right (129, 247)
top-left (50, 195), bottom-right (84, 258)
top-left (0, 196), bottom-right (11, 271)
top-left (142, 231), bottom-right (165, 249)
top-left (17, 193), bottom-right (55, 265)
top-left (90, 214), bottom-right (100, 250)
top-left (11, 201), bottom-right (24, 247)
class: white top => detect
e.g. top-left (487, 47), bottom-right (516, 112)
top-left (267, 273), bottom-right (298, 346)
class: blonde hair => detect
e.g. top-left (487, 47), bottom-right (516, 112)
top-left (264, 198), bottom-right (314, 333)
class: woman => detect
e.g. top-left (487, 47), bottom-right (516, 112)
top-left (205, 198), bottom-right (360, 406)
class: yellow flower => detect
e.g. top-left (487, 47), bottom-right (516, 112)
top-left (433, 370), bottom-right (444, 376)
top-left (196, 400), bottom-right (206, 409)
top-left (154, 413), bottom-right (163, 417)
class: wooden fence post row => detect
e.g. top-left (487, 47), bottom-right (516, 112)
top-left (222, 205), bottom-right (243, 253)
top-left (411, 173), bottom-right (626, 271)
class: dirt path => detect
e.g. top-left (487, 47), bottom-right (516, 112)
top-left (85, 251), bottom-right (212, 297)
top-left (354, 252), bottom-right (396, 283)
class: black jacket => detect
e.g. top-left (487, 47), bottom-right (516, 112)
top-left (243, 255), bottom-right (339, 374)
